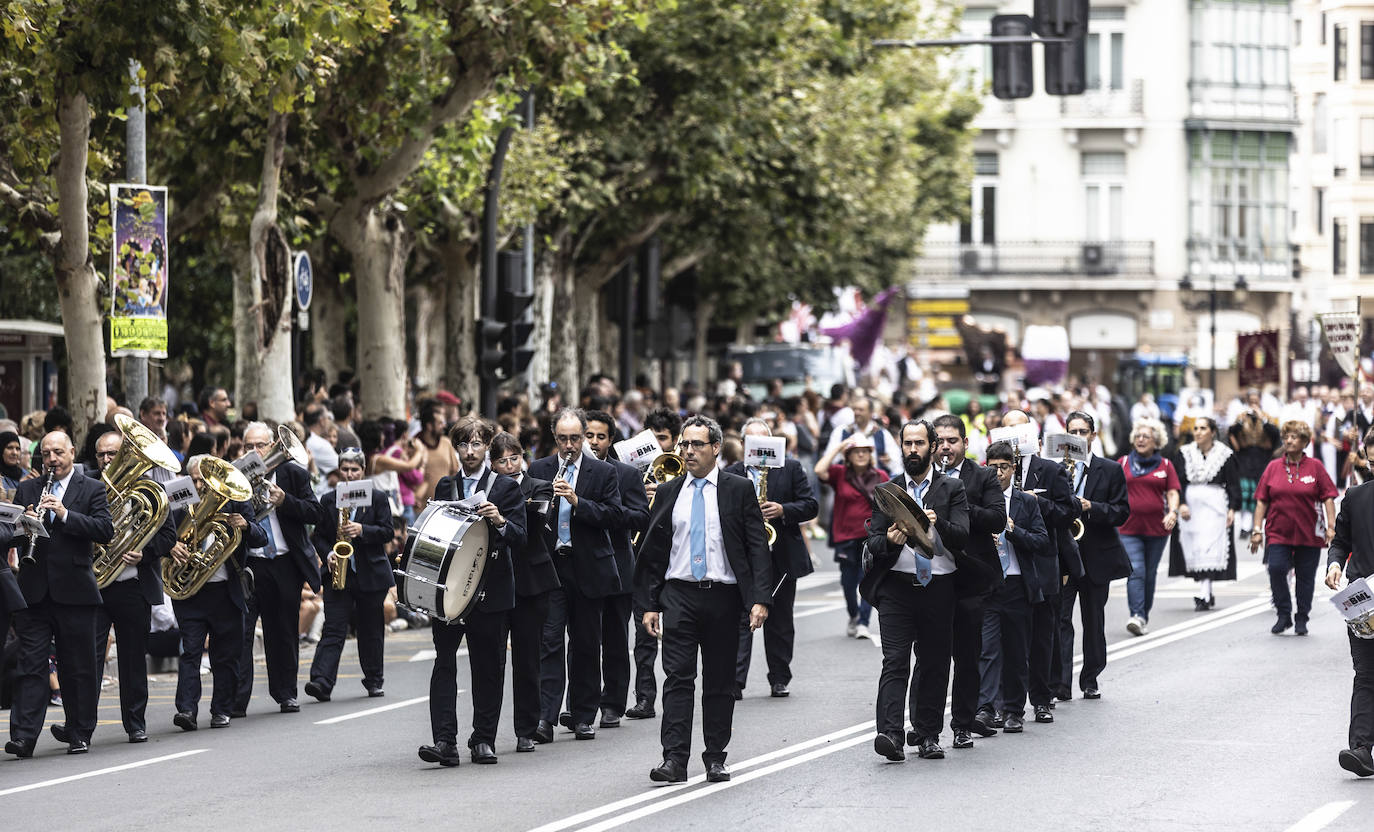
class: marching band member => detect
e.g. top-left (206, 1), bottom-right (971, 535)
top-left (3, 432), bottom-right (113, 756)
top-left (627, 406), bottom-right (682, 721)
top-left (490, 432), bottom-right (560, 752)
top-left (419, 417), bottom-right (526, 767)
top-left (305, 447), bottom-right (394, 703)
top-left (1326, 427), bottom-right (1374, 778)
top-left (529, 409), bottom-right (622, 742)
top-left (582, 410), bottom-right (649, 727)
top-left (725, 418), bottom-right (817, 699)
top-left (637, 416), bottom-right (772, 783)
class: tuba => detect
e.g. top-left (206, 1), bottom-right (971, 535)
top-left (330, 504), bottom-right (353, 591)
top-left (756, 466), bottom-right (777, 548)
top-left (633, 452), bottom-right (686, 546)
top-left (162, 457), bottom-right (253, 600)
top-left (94, 415), bottom-right (181, 588)
top-left (241, 424), bottom-right (309, 521)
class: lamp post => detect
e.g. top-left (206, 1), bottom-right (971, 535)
top-left (1179, 272), bottom-right (1248, 394)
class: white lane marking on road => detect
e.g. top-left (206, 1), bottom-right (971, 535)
top-left (796, 573), bottom-right (836, 592)
top-left (1284, 801), bottom-right (1357, 832)
top-left (792, 602), bottom-right (847, 620)
top-left (313, 695), bottom-right (434, 725)
top-left (532, 588), bottom-right (1277, 832)
top-left (0, 749), bottom-right (208, 799)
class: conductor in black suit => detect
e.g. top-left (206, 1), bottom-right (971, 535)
top-left (305, 448), bottom-right (394, 703)
top-left (2, 431), bottom-right (114, 756)
top-left (726, 418), bottom-right (817, 698)
top-left (236, 422), bottom-right (326, 715)
top-left (583, 410), bottom-right (649, 727)
top-left (1326, 427), bottom-right (1374, 778)
top-left (861, 419), bottom-right (969, 763)
top-left (490, 433), bottom-right (560, 753)
top-left (419, 417), bottom-right (527, 767)
top-left (1057, 412), bottom-right (1132, 701)
top-left (638, 415), bottom-right (772, 784)
top-left (529, 409), bottom-right (623, 741)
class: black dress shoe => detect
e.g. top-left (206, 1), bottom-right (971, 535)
top-left (50, 723), bottom-right (72, 744)
top-left (304, 681), bottom-right (330, 702)
top-left (210, 713), bottom-right (231, 729)
top-left (733, 686), bottom-right (743, 701)
top-left (558, 711), bottom-right (574, 730)
top-left (173, 712), bottom-right (198, 732)
top-left (1339, 747), bottom-right (1374, 777)
top-left (917, 737), bottom-right (944, 759)
top-left (533, 720), bottom-right (554, 743)
top-left (280, 699), bottom-right (300, 713)
top-left (128, 729), bottom-right (149, 743)
top-left (417, 741), bottom-right (461, 767)
top-left (471, 742), bottom-right (498, 764)
top-left (650, 759), bottom-right (688, 783)
top-left (366, 687), bottom-right (385, 698)
top-left (625, 699), bottom-right (656, 719)
top-left (705, 761), bottom-right (730, 782)
top-left (600, 713), bottom-right (621, 728)
top-left (770, 683), bottom-right (789, 698)
top-left (5, 739), bottom-right (34, 758)
top-left (1003, 714), bottom-right (1025, 733)
top-left (991, 711), bottom-right (1006, 729)
top-left (516, 737), bottom-right (536, 753)
top-left (1034, 705), bottom-right (1054, 723)
top-left (1295, 617), bottom-right (1309, 636)
top-left (1083, 687), bottom-right (1102, 700)
top-left (66, 740), bottom-right (89, 755)
top-left (1052, 686), bottom-right (1072, 702)
top-left (970, 710), bottom-right (998, 738)
top-left (952, 730), bottom-right (973, 749)
top-left (230, 709), bottom-right (248, 719)
top-left (873, 732), bottom-right (905, 762)
top-left (905, 729), bottom-right (919, 747)
top-left (574, 723), bottom-right (596, 740)
top-left (1272, 615), bottom-right (1293, 634)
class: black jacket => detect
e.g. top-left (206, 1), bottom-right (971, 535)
top-left (527, 452), bottom-right (623, 599)
top-left (859, 469), bottom-right (969, 607)
top-left (112, 506), bottom-right (178, 606)
top-left (724, 458), bottom-right (819, 583)
top-left (513, 473), bottom-right (560, 598)
top-left (1004, 487), bottom-right (1051, 603)
top-left (312, 488), bottom-right (396, 593)
top-left (2, 469), bottom-right (114, 606)
top-left (1076, 455), bottom-right (1133, 584)
top-left (1330, 480), bottom-right (1374, 581)
top-left (948, 458), bottom-right (1007, 596)
top-left (266, 461), bottom-right (328, 592)
top-left (1021, 454), bottom-right (1084, 596)
top-left (607, 457), bottom-right (651, 595)
top-left (433, 468), bottom-right (527, 613)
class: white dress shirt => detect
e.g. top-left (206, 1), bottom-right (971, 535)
top-left (1001, 486), bottom-right (1021, 576)
top-left (666, 467), bottom-right (736, 583)
top-left (893, 467), bottom-right (957, 577)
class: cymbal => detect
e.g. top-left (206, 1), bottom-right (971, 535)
top-left (873, 481), bottom-right (934, 557)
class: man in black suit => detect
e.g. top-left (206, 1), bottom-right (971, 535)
top-left (1326, 430), bottom-right (1374, 778)
top-left (726, 418), bottom-right (817, 698)
top-left (91, 429), bottom-right (177, 743)
top-left (1001, 410), bottom-right (1081, 726)
top-left (529, 409), bottom-right (623, 742)
top-left (171, 454), bottom-right (264, 732)
top-left (637, 415), bottom-right (772, 784)
top-left (861, 420), bottom-right (969, 762)
top-left (419, 417), bottom-right (527, 767)
top-left (490, 432), bottom-right (559, 753)
top-left (1057, 411), bottom-right (1131, 700)
top-left (235, 422), bottom-right (325, 715)
top-left (977, 440), bottom-right (1049, 734)
top-left (2, 431), bottom-right (114, 756)
top-left (583, 411), bottom-right (649, 727)
top-left (923, 415), bottom-right (1005, 748)
top-left (626, 406), bottom-right (681, 721)
top-left (305, 448), bottom-right (394, 703)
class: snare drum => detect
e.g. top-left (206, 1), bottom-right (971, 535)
top-left (395, 502), bottom-right (491, 622)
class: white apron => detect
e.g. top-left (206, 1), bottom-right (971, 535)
top-left (1179, 483), bottom-right (1229, 572)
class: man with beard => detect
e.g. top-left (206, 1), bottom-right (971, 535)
top-left (861, 420), bottom-right (969, 762)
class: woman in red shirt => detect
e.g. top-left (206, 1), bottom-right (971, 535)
top-left (816, 434), bottom-right (888, 639)
top-left (1250, 420), bottom-right (1338, 635)
top-left (1118, 419), bottom-right (1181, 636)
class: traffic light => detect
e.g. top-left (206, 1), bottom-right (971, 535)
top-left (497, 250), bottom-right (534, 377)
top-left (1032, 0), bottom-right (1089, 38)
top-left (991, 15), bottom-right (1033, 100)
top-left (477, 317), bottom-right (506, 379)
top-left (1044, 37), bottom-right (1086, 95)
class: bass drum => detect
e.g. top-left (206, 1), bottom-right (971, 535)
top-left (395, 502), bottom-right (491, 623)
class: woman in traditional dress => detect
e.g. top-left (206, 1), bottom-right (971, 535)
top-left (1169, 418), bottom-right (1241, 612)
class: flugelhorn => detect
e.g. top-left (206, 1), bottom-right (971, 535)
top-left (94, 414), bottom-right (181, 588)
top-left (241, 424), bottom-right (308, 521)
top-left (632, 452), bottom-right (685, 547)
top-left (1061, 451), bottom-right (1085, 541)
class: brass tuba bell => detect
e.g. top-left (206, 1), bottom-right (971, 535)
top-left (94, 415), bottom-right (182, 588)
top-left (162, 457), bottom-right (253, 600)
top-left (632, 452), bottom-right (686, 547)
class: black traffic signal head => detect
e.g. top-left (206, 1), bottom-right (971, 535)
top-left (1044, 36), bottom-right (1086, 96)
top-left (991, 15), bottom-right (1034, 100)
top-left (1033, 0), bottom-right (1089, 39)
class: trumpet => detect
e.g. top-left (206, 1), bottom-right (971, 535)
top-left (756, 466), bottom-right (777, 548)
top-left (633, 452), bottom-right (685, 547)
top-left (1062, 452), bottom-right (1085, 541)
top-left (330, 505), bottom-right (353, 591)
top-left (20, 466), bottom-right (56, 566)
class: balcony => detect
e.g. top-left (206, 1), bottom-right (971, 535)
top-left (914, 241), bottom-right (1156, 278)
top-left (1186, 82), bottom-right (1296, 128)
top-left (1058, 79), bottom-right (1145, 123)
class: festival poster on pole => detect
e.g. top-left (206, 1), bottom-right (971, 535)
top-left (1236, 330), bottom-right (1280, 388)
top-left (1318, 312), bottom-right (1362, 379)
top-left (109, 184), bottom-right (169, 357)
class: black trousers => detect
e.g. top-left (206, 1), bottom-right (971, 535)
top-left (660, 580), bottom-right (742, 767)
top-left (174, 583), bottom-right (244, 719)
top-left (1350, 630), bottom-right (1374, 750)
top-left (1028, 594), bottom-right (1058, 708)
top-left (430, 607), bottom-right (509, 747)
top-left (993, 577), bottom-right (1033, 716)
top-left (510, 592), bottom-right (550, 739)
top-left (632, 600), bottom-right (660, 705)
top-left (237, 556), bottom-right (304, 708)
top-left (1058, 574), bottom-right (1110, 692)
top-left (96, 579), bottom-right (152, 734)
top-left (737, 576), bottom-right (796, 690)
top-left (539, 583), bottom-right (603, 725)
top-left (600, 592), bottom-right (633, 717)
top-left (309, 583), bottom-right (387, 695)
top-left (10, 600), bottom-right (99, 744)
top-left (875, 573), bottom-right (955, 739)
top-left (935, 588), bottom-right (989, 731)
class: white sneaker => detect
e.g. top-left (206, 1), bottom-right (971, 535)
top-left (389, 618), bottom-right (409, 633)
top-left (855, 624), bottom-right (871, 640)
top-left (846, 616), bottom-right (859, 638)
top-left (1126, 616), bottom-right (1144, 636)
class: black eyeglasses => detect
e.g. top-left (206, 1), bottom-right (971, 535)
top-left (677, 440), bottom-right (712, 451)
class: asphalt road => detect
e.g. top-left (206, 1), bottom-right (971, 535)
top-left (3, 538), bottom-right (1370, 831)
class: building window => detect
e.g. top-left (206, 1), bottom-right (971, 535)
top-left (960, 153), bottom-right (998, 246)
top-left (1363, 118), bottom-right (1374, 175)
top-left (1335, 218), bottom-right (1347, 275)
top-left (1362, 219), bottom-right (1374, 274)
top-left (1314, 93), bottom-right (1328, 153)
top-left (1322, 12), bottom-right (1328, 44)
top-left (1083, 152), bottom-right (1126, 241)
top-left (1294, 19), bottom-right (1302, 46)
top-left (1316, 187), bottom-right (1325, 233)
top-left (1336, 25), bottom-right (1348, 80)
top-left (1190, 130), bottom-right (1289, 264)
top-left (1364, 24), bottom-right (1374, 79)
top-left (1335, 117), bottom-right (1348, 176)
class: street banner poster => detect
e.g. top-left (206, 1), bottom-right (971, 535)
top-left (1236, 330), bottom-right (1280, 387)
top-left (109, 184), bottom-right (169, 357)
top-left (1318, 312), bottom-right (1363, 379)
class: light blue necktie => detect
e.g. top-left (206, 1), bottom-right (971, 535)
top-left (997, 531), bottom-right (1011, 576)
top-left (557, 462), bottom-right (575, 546)
top-left (463, 476), bottom-right (476, 499)
top-left (260, 519), bottom-right (277, 559)
top-left (690, 478), bottom-right (708, 580)
top-left (47, 479), bottom-right (62, 524)
top-left (908, 478), bottom-right (932, 586)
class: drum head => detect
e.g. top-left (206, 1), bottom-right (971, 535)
top-left (439, 518), bottom-right (489, 619)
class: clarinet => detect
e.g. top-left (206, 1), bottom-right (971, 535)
top-left (20, 466), bottom-right (56, 567)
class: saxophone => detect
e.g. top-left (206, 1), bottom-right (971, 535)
top-left (162, 457), bottom-right (253, 600)
top-left (757, 467), bottom-right (777, 547)
top-left (330, 504), bottom-right (354, 591)
top-left (94, 415), bottom-right (181, 588)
